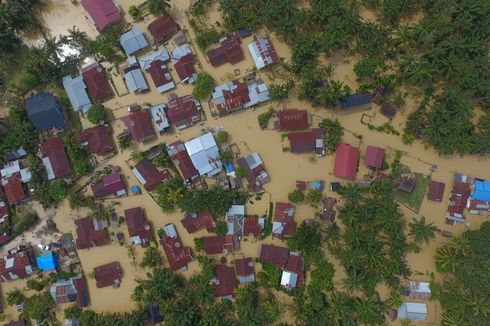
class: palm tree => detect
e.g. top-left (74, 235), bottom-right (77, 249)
top-left (327, 292), bottom-right (354, 325)
top-left (339, 183), bottom-right (363, 206)
top-left (448, 235), bottom-right (471, 255)
top-left (342, 270), bottom-right (365, 293)
top-left (306, 188), bottom-right (324, 207)
top-left (146, 0), bottom-right (171, 16)
top-left (354, 296), bottom-right (386, 325)
top-left (408, 216), bottom-right (437, 244)
top-left (435, 246), bottom-right (459, 273)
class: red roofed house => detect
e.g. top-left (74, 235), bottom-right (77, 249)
top-left (202, 235), bottom-right (238, 255)
top-left (76, 125), bottom-right (114, 156)
top-left (237, 152), bottom-right (271, 193)
top-left (132, 159), bottom-right (172, 192)
top-left (243, 216), bottom-right (266, 237)
top-left (428, 180), bottom-right (445, 202)
top-left (74, 217), bottom-right (109, 249)
top-left (81, 0), bottom-right (121, 32)
top-left (364, 145), bottom-right (385, 169)
top-left (0, 250), bottom-right (35, 282)
top-left (288, 128), bottom-right (325, 156)
top-left (160, 223), bottom-right (192, 271)
top-left (81, 63), bottom-right (113, 102)
top-left (333, 142), bottom-right (360, 180)
top-left (148, 15), bottom-right (178, 44)
top-left (446, 179), bottom-right (472, 225)
top-left (210, 264), bottom-right (237, 299)
top-left (166, 94), bottom-right (201, 130)
top-left (259, 244), bottom-right (289, 269)
top-left (39, 138), bottom-right (72, 180)
top-left (274, 109), bottom-right (310, 131)
top-left (121, 108), bottom-right (156, 143)
top-left (235, 258), bottom-right (255, 284)
top-left (207, 34), bottom-right (244, 67)
top-left (281, 251), bottom-right (305, 290)
top-left (50, 275), bottom-right (89, 307)
top-left (0, 189), bottom-right (10, 245)
top-left (94, 262), bottom-right (122, 288)
top-left (124, 207), bottom-right (153, 247)
top-left (272, 202), bottom-right (296, 238)
top-left (91, 172), bottom-right (126, 199)
top-left (181, 210), bottom-right (215, 234)
top-left (146, 60), bottom-right (175, 93)
top-left (171, 45), bottom-right (197, 84)
top-left (2, 174), bottom-right (27, 205)
top-left (213, 80), bottom-right (250, 115)
top-left (167, 140), bottom-right (200, 183)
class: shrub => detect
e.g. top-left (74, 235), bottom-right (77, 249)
top-left (194, 238), bottom-right (204, 252)
top-left (6, 290), bottom-right (24, 306)
top-left (192, 72), bottom-right (216, 99)
top-left (288, 189), bottom-right (304, 203)
top-left (128, 5), bottom-right (143, 21)
top-left (235, 167), bottom-right (247, 179)
top-left (214, 221), bottom-right (228, 236)
top-left (86, 103), bottom-right (107, 124)
top-left (118, 136), bottom-right (131, 151)
top-left (258, 108), bottom-right (275, 129)
top-left (216, 130), bottom-right (229, 143)
top-left (49, 179), bottom-right (68, 201)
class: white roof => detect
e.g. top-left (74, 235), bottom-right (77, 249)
top-left (164, 223), bottom-right (177, 238)
top-left (409, 281), bottom-right (431, 294)
top-left (20, 169), bottom-right (31, 183)
top-left (1, 160), bottom-right (20, 178)
top-left (171, 44), bottom-right (192, 62)
top-left (42, 157), bottom-right (55, 180)
top-left (131, 167), bottom-right (147, 185)
top-left (248, 37), bottom-right (276, 70)
top-left (398, 302), bottom-right (428, 321)
top-left (150, 103), bottom-right (170, 132)
top-left (120, 27), bottom-right (149, 55)
top-left (62, 75), bottom-right (91, 113)
top-left (280, 271), bottom-right (298, 288)
top-left (244, 152), bottom-right (263, 170)
top-left (125, 68), bottom-right (148, 93)
top-left (185, 132), bottom-right (223, 176)
top-left (139, 48), bottom-right (171, 70)
top-left (227, 205), bottom-right (245, 216)
top-left (5, 257), bottom-right (14, 269)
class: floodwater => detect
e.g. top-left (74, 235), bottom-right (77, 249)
top-left (2, 0), bottom-right (490, 324)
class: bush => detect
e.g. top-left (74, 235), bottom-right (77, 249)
top-left (118, 136), bottom-right (131, 151)
top-left (195, 27), bottom-right (221, 51)
top-left (288, 189), bottom-right (304, 203)
top-left (86, 103), bottom-right (107, 124)
top-left (26, 279), bottom-right (46, 291)
top-left (320, 118), bottom-right (343, 153)
top-left (235, 167), bottom-right (247, 179)
top-left (140, 245), bottom-right (163, 268)
top-left (69, 193), bottom-right (96, 209)
top-left (258, 108), bottom-right (275, 129)
top-left (49, 179), bottom-right (68, 201)
top-left (194, 238), bottom-right (204, 252)
top-left (192, 72), bottom-right (216, 99)
top-left (6, 290), bottom-right (24, 306)
top-left (128, 5), bottom-right (142, 21)
top-left (131, 150), bottom-right (145, 163)
top-left (12, 212), bottom-right (39, 236)
top-left (214, 221), bottom-right (228, 236)
top-left (216, 130), bottom-right (229, 143)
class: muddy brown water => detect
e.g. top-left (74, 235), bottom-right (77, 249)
top-left (2, 1), bottom-right (489, 324)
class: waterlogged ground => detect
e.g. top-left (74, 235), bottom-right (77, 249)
top-left (2, 0), bottom-right (490, 324)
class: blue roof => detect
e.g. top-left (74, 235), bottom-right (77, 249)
top-left (225, 161), bottom-right (235, 174)
top-left (472, 180), bottom-right (490, 202)
top-left (339, 93), bottom-right (372, 109)
top-left (36, 251), bottom-right (58, 270)
top-left (25, 92), bottom-right (66, 130)
top-left (120, 28), bottom-right (149, 55)
top-left (125, 67), bottom-right (149, 93)
top-left (130, 186), bottom-right (140, 193)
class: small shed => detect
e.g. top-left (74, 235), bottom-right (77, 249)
top-left (364, 146), bottom-right (385, 169)
top-left (397, 302), bottom-right (427, 321)
top-left (380, 103), bottom-right (397, 119)
top-left (427, 180), bottom-right (445, 202)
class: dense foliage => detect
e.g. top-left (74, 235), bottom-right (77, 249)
top-left (86, 103), bottom-right (107, 124)
top-left (178, 187), bottom-right (248, 218)
top-left (192, 72), bottom-right (216, 99)
top-left (320, 118), bottom-right (344, 153)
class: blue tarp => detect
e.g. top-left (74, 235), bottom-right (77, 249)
top-left (36, 251), bottom-right (58, 270)
top-left (130, 186), bottom-right (140, 193)
top-left (225, 161), bottom-right (235, 174)
top-left (472, 180), bottom-right (490, 202)
top-left (339, 93), bottom-right (372, 109)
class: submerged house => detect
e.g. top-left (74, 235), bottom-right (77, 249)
top-left (132, 159), bottom-right (171, 191)
top-left (91, 172), bottom-right (126, 199)
top-left (121, 107), bottom-right (156, 142)
top-left (274, 109), bottom-right (310, 131)
top-left (181, 210), bottom-right (215, 234)
top-left (226, 205), bottom-right (245, 238)
top-left (125, 207), bottom-right (153, 247)
top-left (210, 264), bottom-right (237, 299)
top-left (397, 302), bottom-right (427, 321)
top-left (81, 63), bottom-right (113, 102)
top-left (62, 75), bottom-right (92, 113)
top-left (147, 15), bottom-right (178, 43)
top-left (272, 202), bottom-right (296, 238)
top-left (288, 128), bottom-right (325, 156)
top-left (427, 180), bottom-right (445, 202)
top-left (25, 92), bottom-right (66, 131)
top-left (124, 64), bottom-right (149, 93)
top-left (446, 176), bottom-right (472, 225)
top-left (259, 244), bottom-right (305, 290)
top-left (0, 250), bottom-right (35, 282)
top-left (248, 36), bottom-right (278, 70)
top-left (39, 138), bottom-right (72, 180)
top-left (202, 235), bottom-right (238, 255)
top-left (74, 217), bottom-right (109, 249)
top-left (185, 132), bottom-right (222, 177)
top-left (468, 179), bottom-right (490, 215)
top-left (160, 223), bottom-right (192, 271)
top-left (339, 93), bottom-right (372, 109)
top-left (0, 160), bottom-right (31, 205)
top-left (120, 28), bottom-right (149, 56)
top-left (93, 262), bottom-right (122, 288)
top-left (364, 145), bottom-right (385, 169)
top-left (166, 94), bottom-right (201, 130)
top-left (237, 152), bottom-right (270, 193)
top-left (243, 216), bottom-right (266, 237)
top-left (81, 0), bottom-right (121, 32)
top-left (167, 140), bottom-right (200, 183)
top-left (235, 258), bottom-right (255, 284)
top-left (76, 125), bottom-right (114, 156)
top-left (171, 45), bottom-right (198, 84)
top-left (50, 275), bottom-right (89, 307)
top-left (150, 103), bottom-right (171, 134)
top-left (333, 142), bottom-right (360, 180)
top-left (207, 33), bottom-right (244, 67)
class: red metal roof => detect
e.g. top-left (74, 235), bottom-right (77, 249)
top-left (93, 262), bottom-right (122, 288)
top-left (40, 138), bottom-right (72, 178)
top-left (124, 207), bottom-right (153, 247)
top-left (121, 109), bottom-right (156, 142)
top-left (91, 172), bottom-right (125, 199)
top-left (148, 15), bottom-right (178, 43)
top-left (447, 181), bottom-right (471, 219)
top-left (259, 244), bottom-right (289, 269)
top-left (333, 142), bottom-right (360, 180)
top-left (243, 217), bottom-right (261, 237)
top-left (146, 60), bottom-right (173, 88)
top-left (160, 229), bottom-right (192, 271)
top-left (288, 130), bottom-right (316, 153)
top-left (274, 109), bottom-right (309, 131)
top-left (81, 0), bottom-right (121, 32)
top-left (76, 125), bottom-right (114, 156)
top-left (202, 235), bottom-right (236, 255)
top-left (428, 180), bottom-right (445, 202)
top-left (180, 210), bottom-right (215, 234)
top-left (286, 252), bottom-right (305, 288)
top-left (81, 64), bottom-right (113, 102)
top-left (168, 140), bottom-right (199, 181)
top-left (73, 276), bottom-right (89, 307)
top-left (0, 250), bottom-right (33, 282)
top-left (3, 174), bottom-right (27, 205)
top-left (364, 145), bottom-right (385, 169)
top-left (273, 202), bottom-right (296, 238)
top-left (207, 34), bottom-right (243, 67)
top-left (208, 47), bottom-right (227, 67)
top-left (212, 264), bottom-right (236, 298)
top-left (234, 258), bottom-right (254, 277)
top-left (74, 217), bottom-right (109, 249)
top-left (166, 95), bottom-right (200, 129)
top-left (216, 80), bottom-right (250, 114)
top-left (174, 54), bottom-right (196, 82)
top-left (134, 159), bottom-right (172, 191)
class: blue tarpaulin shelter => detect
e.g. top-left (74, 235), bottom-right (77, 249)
top-left (472, 180), bottom-right (490, 202)
top-left (130, 186), bottom-right (140, 194)
top-left (36, 251), bottom-right (58, 270)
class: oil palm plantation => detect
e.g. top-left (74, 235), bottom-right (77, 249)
top-left (435, 246), bottom-right (459, 273)
top-left (408, 216), bottom-right (437, 244)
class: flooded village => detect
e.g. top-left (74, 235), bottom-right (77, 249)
top-left (0, 0), bottom-right (489, 325)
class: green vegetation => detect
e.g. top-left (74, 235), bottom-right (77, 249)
top-left (155, 177), bottom-right (185, 212)
top-left (117, 136), bottom-right (131, 151)
top-left (48, 179), bottom-right (68, 201)
top-left (0, 106), bottom-right (37, 158)
top-left (192, 72), bottom-right (216, 99)
top-left (23, 292), bottom-right (55, 323)
top-left (257, 108), bottom-right (275, 129)
top-left (140, 245), bottom-right (163, 269)
top-left (306, 188), bottom-right (324, 207)
top-left (286, 221), bottom-right (323, 264)
top-left (64, 134), bottom-right (92, 178)
top-left (146, 0), bottom-right (171, 16)
top-left (257, 263), bottom-right (282, 289)
top-left (235, 167), bottom-right (247, 179)
top-left (178, 187), bottom-right (248, 218)
top-left (216, 130), bottom-right (229, 144)
top-left (128, 5), bottom-right (143, 22)
top-left (320, 118), bottom-right (343, 153)
top-left (269, 80), bottom-right (295, 101)
top-left (86, 103), bottom-right (107, 124)
top-left (368, 122), bottom-right (400, 136)
top-left (393, 173), bottom-right (429, 212)
top-left (214, 221), bottom-right (228, 236)
top-left (90, 23), bottom-right (127, 63)
top-left (6, 290), bottom-right (24, 306)
top-left (194, 26), bottom-right (222, 51)
top-left (131, 150), bottom-right (145, 163)
top-left (68, 193), bottom-right (96, 209)
top-left (409, 216), bottom-right (437, 244)
top-left (12, 211), bottom-right (38, 236)
top-left (288, 189), bottom-right (304, 204)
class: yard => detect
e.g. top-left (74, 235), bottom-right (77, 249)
top-left (394, 173), bottom-right (429, 213)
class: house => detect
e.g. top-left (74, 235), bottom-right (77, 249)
top-left (181, 210), bottom-right (215, 234)
top-left (319, 197), bottom-right (337, 223)
top-left (185, 132), bottom-right (222, 177)
top-left (248, 36), bottom-right (278, 69)
top-left (427, 180), bottom-right (445, 202)
top-left (50, 275), bottom-right (89, 307)
top-left (364, 145), bottom-right (385, 169)
top-left (446, 176), bottom-right (472, 225)
top-left (120, 28), bottom-right (149, 56)
top-left (62, 75), bottom-right (92, 113)
top-left (39, 138), bottom-right (72, 180)
top-left (167, 140), bottom-right (200, 182)
top-left (93, 262), bottom-right (122, 288)
top-left (237, 152), bottom-right (270, 192)
top-left (0, 160), bottom-right (31, 183)
top-left (147, 60), bottom-right (175, 93)
top-left (166, 94), bottom-right (201, 130)
top-left (80, 0), bottom-right (121, 32)
top-left (202, 235), bottom-right (238, 255)
top-left (207, 34), bottom-right (244, 67)
top-left (0, 189), bottom-right (11, 244)
top-left (288, 128), bottom-right (325, 156)
top-left (174, 31), bottom-right (187, 45)
top-left (171, 45), bottom-right (197, 83)
top-left (124, 64), bottom-right (149, 93)
top-left (397, 174), bottom-right (417, 193)
top-left (281, 251), bottom-right (305, 290)
top-left (397, 302), bottom-right (427, 321)
top-left (210, 264), bottom-right (237, 299)
top-left (25, 92), bottom-right (66, 131)
top-left (333, 142), bottom-right (360, 180)
top-left (121, 107), bottom-right (155, 142)
top-left (81, 63), bottom-right (113, 103)
top-left (124, 207), bottom-right (153, 247)
top-left (5, 147), bottom-right (28, 162)
top-left (226, 205), bottom-right (245, 237)
top-left (274, 109), bottom-right (310, 131)
top-left (91, 172), bottom-right (126, 199)
top-left (36, 251), bottom-right (58, 271)
top-left (339, 93), bottom-right (372, 109)
top-left (259, 244), bottom-right (290, 268)
top-left (74, 217), bottom-right (109, 249)
top-left (272, 202), bottom-right (296, 238)
top-left (2, 175), bottom-right (27, 205)
top-left (243, 216), bottom-right (266, 237)
top-left (148, 15), bottom-right (178, 44)
top-left (404, 281), bottom-right (431, 299)
top-left (76, 125), bottom-right (114, 156)
top-left (0, 250), bottom-right (35, 282)
top-left (149, 104), bottom-right (171, 133)
top-left (211, 78), bottom-right (270, 115)
top-left (160, 223), bottom-right (192, 271)
top-left (380, 103), bottom-right (397, 119)
top-left (132, 159), bottom-right (172, 192)
top-left (235, 258), bottom-right (255, 284)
